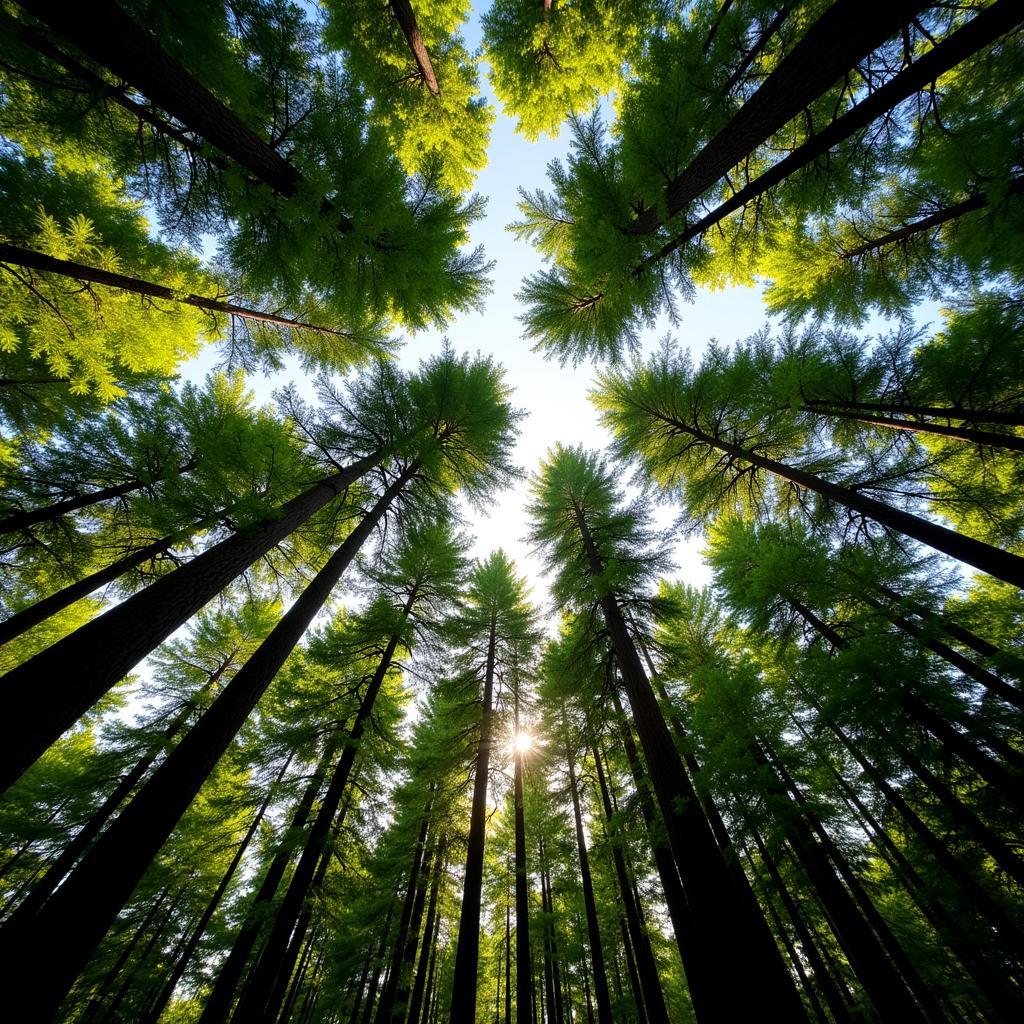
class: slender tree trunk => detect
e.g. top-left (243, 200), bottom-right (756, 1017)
top-left (0, 519), bottom-right (209, 648)
top-left (514, 700), bottom-right (533, 1024)
top-left (14, 0), bottom-right (300, 194)
top-left (802, 398), bottom-right (1024, 429)
top-left (570, 497), bottom-right (806, 1023)
top-left (236, 585), bottom-right (424, 1022)
top-left (419, 903), bottom-right (441, 1024)
top-left (807, 404), bottom-right (1024, 454)
top-left (505, 903), bottom-right (513, 1024)
top-left (648, 412), bottom-right (1024, 587)
top-left (0, 456), bottom-right (193, 535)
top-left (408, 835), bottom-right (446, 1024)
top-left (388, 0), bottom-right (440, 96)
top-left (140, 754), bottom-right (293, 1024)
top-left (628, 0), bottom-right (929, 235)
top-left (838, 180), bottom-right (1024, 262)
top-left (0, 244), bottom-right (354, 338)
top-left (0, 449), bottom-right (384, 794)
top-left (619, 915), bottom-right (647, 1024)
top-left (722, 4), bottom-right (794, 93)
top-left (565, 740), bottom-right (613, 1024)
top-left (451, 614), bottom-right (498, 1023)
top-left (199, 741), bottom-right (338, 1024)
top-left (0, 466), bottom-right (414, 1020)
top-left (591, 741), bottom-right (669, 1024)
top-left (638, 1), bottom-right (1023, 266)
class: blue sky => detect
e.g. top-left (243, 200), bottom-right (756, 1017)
top-left (181, 6), bottom-right (939, 618)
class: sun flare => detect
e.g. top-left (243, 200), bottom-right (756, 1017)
top-left (513, 732), bottom-right (534, 755)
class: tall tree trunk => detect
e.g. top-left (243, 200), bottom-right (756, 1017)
top-left (140, 754), bottom-right (293, 1024)
top-left (408, 835), bottom-right (446, 1024)
top-left (0, 454), bottom-right (193, 535)
top-left (419, 903), bottom-right (441, 1024)
top-left (450, 614), bottom-right (498, 1023)
top-left (0, 516), bottom-right (214, 648)
top-left (235, 584), bottom-right (424, 1022)
top-left (6, 648), bottom-right (236, 926)
top-left (801, 398), bottom-right (1024, 429)
top-left (0, 466), bottom-right (414, 1019)
top-left (808, 403), bottom-right (1024, 454)
top-left (638, 1), bottom-right (1023, 266)
top-left (199, 740), bottom-right (339, 1024)
top-left (14, 0), bottom-right (300, 194)
top-left (565, 739), bottom-right (613, 1024)
top-left (628, 0), bottom-right (929, 235)
top-left (647, 412), bottom-right (1024, 587)
top-left (505, 903), bottom-right (513, 1024)
top-left (591, 742), bottom-right (669, 1024)
top-left (0, 244), bottom-right (354, 338)
top-left (388, 0), bottom-right (441, 96)
top-left (570, 496), bottom-right (806, 1023)
top-left (0, 450), bottom-right (384, 794)
top-left (361, 902), bottom-right (398, 1024)
top-left (514, 698), bottom-right (533, 1024)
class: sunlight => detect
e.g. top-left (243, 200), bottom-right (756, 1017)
top-left (513, 731), bottom-right (534, 755)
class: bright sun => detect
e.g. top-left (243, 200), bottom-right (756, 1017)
top-left (513, 732), bottom-right (533, 755)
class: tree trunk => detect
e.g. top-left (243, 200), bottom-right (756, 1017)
top-left (514, 700), bottom-right (533, 1024)
top-left (388, 0), bottom-right (440, 96)
top-left (570, 496), bottom-right (806, 1023)
top-left (722, 4), bottom-right (794, 94)
top-left (628, 0), bottom-right (929, 235)
top-left (407, 834), bottom-right (446, 1024)
top-left (802, 398), bottom-right (1024, 429)
top-left (450, 614), bottom-right (498, 1023)
top-left (0, 449), bottom-right (384, 794)
top-left (808, 404), bottom-right (1024, 455)
top-left (234, 585), bottom-right (424, 1022)
top-left (638, 1), bottom-right (1023, 266)
top-left (0, 465), bottom-right (414, 1019)
top-left (0, 243), bottom-right (355, 338)
top-left (14, 0), bottom-right (300, 194)
top-left (591, 741), bottom-right (669, 1024)
top-left (0, 521), bottom-right (206, 648)
top-left (140, 754), bottom-right (293, 1024)
top-left (565, 741), bottom-right (613, 1024)
top-left (652, 413), bottom-right (1024, 587)
top-left (199, 741), bottom-right (338, 1024)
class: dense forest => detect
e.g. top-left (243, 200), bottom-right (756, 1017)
top-left (0, 1), bottom-right (1022, 1022)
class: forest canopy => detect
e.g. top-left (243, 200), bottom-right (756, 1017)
top-left (0, 2), bottom-right (1022, 1023)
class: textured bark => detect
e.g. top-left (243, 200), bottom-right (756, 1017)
top-left (0, 450), bottom-right (383, 794)
top-left (639, 2), bottom-right (1024, 265)
top-left (628, 0), bottom-right (929, 235)
top-left (450, 615), bottom-right (498, 1023)
top-left (570, 497), bottom-right (807, 1023)
top-left (0, 243), bottom-right (355, 338)
top-left (389, 0), bottom-right (441, 96)
top-left (0, 467), bottom-right (413, 1019)
top-left (566, 745), bottom-right (613, 1024)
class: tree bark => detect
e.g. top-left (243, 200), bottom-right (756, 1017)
top-left (638, 2), bottom-right (1023, 265)
top-left (565, 742), bottom-right (613, 1024)
top-left (628, 0), bottom-right (929, 235)
top-left (0, 465), bottom-right (414, 1019)
top-left (450, 614), bottom-right (498, 1023)
top-left (0, 449), bottom-right (384, 794)
top-left (388, 0), bottom-right (441, 97)
top-left (570, 496), bottom-right (807, 1023)
top-left (14, 0), bottom-right (300, 194)
top-left (0, 243), bottom-right (356, 338)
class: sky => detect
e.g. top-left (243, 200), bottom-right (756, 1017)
top-left (178, 6), bottom-right (939, 624)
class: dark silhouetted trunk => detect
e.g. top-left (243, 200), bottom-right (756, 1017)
top-left (514, 701), bottom-right (533, 1024)
top-left (802, 398), bottom-right (1024, 429)
top-left (450, 614), bottom-right (498, 1023)
top-left (565, 742), bottom-right (613, 1024)
top-left (0, 244), bottom-right (354, 337)
top-left (0, 449), bottom-right (384, 793)
top-left (628, 0), bottom-right (929, 234)
top-left (408, 834), bottom-right (446, 1024)
top-left (0, 466), bottom-right (414, 1019)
